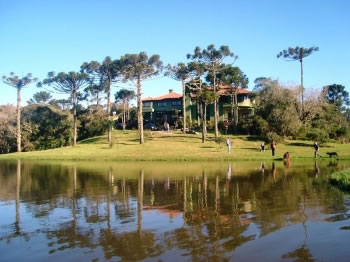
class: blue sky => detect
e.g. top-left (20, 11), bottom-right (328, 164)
top-left (1, 0), bottom-right (349, 105)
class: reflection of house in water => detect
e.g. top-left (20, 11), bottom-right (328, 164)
top-left (143, 204), bottom-right (183, 219)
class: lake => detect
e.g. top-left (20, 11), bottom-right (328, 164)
top-left (1, 160), bottom-right (350, 261)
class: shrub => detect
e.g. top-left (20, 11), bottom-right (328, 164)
top-left (214, 136), bottom-right (226, 144)
top-left (21, 105), bottom-right (73, 151)
top-left (297, 125), bottom-right (308, 139)
top-left (266, 132), bottom-right (283, 143)
top-left (206, 120), bottom-right (215, 131)
top-left (249, 116), bottom-right (269, 136)
top-left (307, 128), bottom-right (329, 144)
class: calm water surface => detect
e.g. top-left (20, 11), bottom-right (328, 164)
top-left (1, 160), bottom-right (350, 262)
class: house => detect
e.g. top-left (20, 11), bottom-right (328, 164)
top-left (142, 89), bottom-right (183, 125)
top-left (205, 85), bottom-right (254, 122)
top-left (142, 87), bottom-right (254, 127)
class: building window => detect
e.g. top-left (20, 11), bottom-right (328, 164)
top-left (172, 100), bottom-right (182, 106)
top-left (143, 101), bottom-right (151, 107)
top-left (158, 101), bottom-right (167, 107)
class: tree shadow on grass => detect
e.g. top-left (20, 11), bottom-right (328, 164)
top-left (243, 136), bottom-right (264, 142)
top-left (154, 135), bottom-right (203, 142)
top-left (200, 146), bottom-right (216, 149)
top-left (79, 137), bottom-right (104, 144)
top-left (115, 142), bottom-right (139, 146)
top-left (288, 142), bottom-right (312, 147)
top-left (240, 147), bottom-right (261, 151)
top-left (289, 142), bottom-right (333, 148)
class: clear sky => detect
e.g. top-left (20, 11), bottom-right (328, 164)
top-left (1, 0), bottom-right (349, 105)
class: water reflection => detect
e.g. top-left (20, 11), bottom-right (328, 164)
top-left (15, 159), bottom-right (20, 235)
top-left (0, 160), bottom-right (350, 261)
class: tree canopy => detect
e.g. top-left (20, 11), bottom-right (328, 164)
top-left (38, 71), bottom-right (90, 146)
top-left (27, 91), bottom-right (52, 104)
top-left (2, 72), bottom-right (38, 152)
top-left (120, 52), bottom-right (163, 144)
top-left (323, 84), bottom-right (350, 111)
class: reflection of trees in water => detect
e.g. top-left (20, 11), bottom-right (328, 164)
top-left (15, 159), bottom-right (21, 234)
top-left (281, 188), bottom-right (316, 262)
top-left (0, 161), bottom-right (350, 260)
top-left (99, 230), bottom-right (163, 261)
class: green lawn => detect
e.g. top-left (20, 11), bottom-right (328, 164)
top-left (0, 130), bottom-right (349, 161)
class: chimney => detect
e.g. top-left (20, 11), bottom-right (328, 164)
top-left (169, 89), bottom-right (173, 94)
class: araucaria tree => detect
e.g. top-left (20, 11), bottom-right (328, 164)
top-left (187, 62), bottom-right (206, 126)
top-left (166, 63), bottom-right (192, 133)
top-left (37, 72), bottom-right (89, 146)
top-left (27, 91), bottom-right (52, 104)
top-left (223, 66), bottom-right (248, 132)
top-left (277, 46), bottom-right (319, 121)
top-left (81, 57), bottom-right (122, 144)
top-left (198, 87), bottom-right (216, 143)
top-left (188, 45), bottom-right (237, 138)
top-left (84, 84), bottom-right (105, 106)
top-left (120, 52), bottom-right (163, 144)
top-left (2, 73), bottom-right (38, 152)
top-left (115, 89), bottom-right (135, 130)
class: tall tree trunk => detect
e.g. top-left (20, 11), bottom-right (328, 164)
top-left (231, 94), bottom-right (234, 123)
top-left (126, 99), bottom-right (130, 121)
top-left (16, 88), bottom-right (21, 152)
top-left (137, 77), bottom-right (144, 144)
top-left (73, 89), bottom-right (77, 146)
top-left (197, 102), bottom-right (201, 125)
top-left (197, 78), bottom-right (203, 126)
top-left (189, 99), bottom-right (192, 128)
top-left (300, 58), bottom-right (304, 120)
top-left (123, 99), bottom-right (126, 130)
top-left (107, 78), bottom-right (112, 144)
top-left (182, 79), bottom-right (186, 134)
top-left (213, 71), bottom-right (219, 138)
top-left (202, 103), bottom-right (206, 143)
top-left (234, 90), bottom-right (239, 134)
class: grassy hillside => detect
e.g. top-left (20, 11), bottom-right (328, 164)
top-left (0, 130), bottom-right (349, 161)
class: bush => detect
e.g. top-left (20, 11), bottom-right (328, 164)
top-left (266, 132), bottom-right (283, 143)
top-left (177, 118), bottom-right (183, 129)
top-left (297, 125), bottom-right (308, 139)
top-left (0, 105), bottom-right (17, 154)
top-left (249, 116), bottom-right (269, 136)
top-left (21, 105), bottom-right (73, 151)
top-left (190, 120), bottom-right (200, 131)
top-left (307, 128), bottom-right (329, 144)
top-left (214, 136), bottom-right (226, 144)
top-left (77, 106), bottom-right (106, 140)
top-left (206, 120), bottom-right (215, 131)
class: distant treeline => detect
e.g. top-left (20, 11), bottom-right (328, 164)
top-left (1, 45), bottom-right (349, 153)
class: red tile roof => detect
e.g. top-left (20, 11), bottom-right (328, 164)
top-left (218, 85), bottom-right (251, 95)
top-left (143, 86), bottom-right (250, 101)
top-left (190, 86), bottom-right (250, 97)
top-left (143, 92), bottom-right (182, 101)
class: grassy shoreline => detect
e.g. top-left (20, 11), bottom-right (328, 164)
top-left (0, 130), bottom-right (349, 161)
